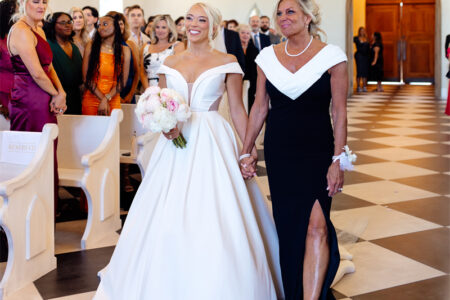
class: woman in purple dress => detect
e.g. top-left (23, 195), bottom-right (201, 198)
top-left (0, 0), bottom-right (17, 119)
top-left (8, 0), bottom-right (67, 212)
top-left (8, 0), bottom-right (67, 130)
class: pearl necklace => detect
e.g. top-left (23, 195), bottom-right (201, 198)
top-left (284, 36), bottom-right (313, 57)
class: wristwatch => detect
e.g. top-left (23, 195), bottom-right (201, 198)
top-left (105, 93), bottom-right (112, 101)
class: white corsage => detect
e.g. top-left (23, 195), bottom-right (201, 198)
top-left (332, 145), bottom-right (357, 171)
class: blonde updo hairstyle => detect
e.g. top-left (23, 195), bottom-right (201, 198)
top-left (187, 2), bottom-right (222, 46)
top-left (150, 14), bottom-right (178, 44)
top-left (274, 0), bottom-right (325, 40)
top-left (13, 0), bottom-right (50, 22)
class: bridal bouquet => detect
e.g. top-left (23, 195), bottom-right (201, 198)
top-left (135, 86), bottom-right (191, 148)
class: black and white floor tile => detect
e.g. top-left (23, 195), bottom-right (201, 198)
top-left (2, 85), bottom-right (449, 299)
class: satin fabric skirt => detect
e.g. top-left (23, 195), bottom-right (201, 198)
top-left (94, 111), bottom-right (284, 300)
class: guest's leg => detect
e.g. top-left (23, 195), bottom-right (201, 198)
top-left (303, 200), bottom-right (329, 300)
top-left (377, 80), bottom-right (383, 92)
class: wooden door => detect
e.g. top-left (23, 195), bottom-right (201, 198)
top-left (402, 2), bottom-right (435, 82)
top-left (365, 0), bottom-right (435, 82)
top-left (366, 3), bottom-right (400, 80)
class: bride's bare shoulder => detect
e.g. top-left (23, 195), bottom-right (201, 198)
top-left (211, 50), bottom-right (238, 65)
top-left (163, 51), bottom-right (186, 68)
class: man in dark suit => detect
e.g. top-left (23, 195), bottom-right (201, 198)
top-left (260, 16), bottom-right (281, 45)
top-left (249, 15), bottom-right (271, 52)
top-left (246, 16), bottom-right (271, 112)
top-left (223, 28), bottom-right (246, 72)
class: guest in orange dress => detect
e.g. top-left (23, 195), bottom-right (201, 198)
top-left (82, 14), bottom-right (130, 115)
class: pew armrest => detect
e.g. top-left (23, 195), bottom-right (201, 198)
top-left (0, 124), bottom-right (58, 197)
top-left (81, 110), bottom-right (123, 167)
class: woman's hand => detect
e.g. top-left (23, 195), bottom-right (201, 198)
top-left (163, 126), bottom-right (180, 140)
top-left (326, 161), bottom-right (344, 197)
top-left (50, 92), bottom-right (67, 115)
top-left (240, 154), bottom-right (257, 179)
top-left (97, 98), bottom-right (110, 116)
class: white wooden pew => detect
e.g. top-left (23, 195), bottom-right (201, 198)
top-left (120, 104), bottom-right (159, 177)
top-left (57, 110), bottom-right (123, 249)
top-left (0, 124), bottom-right (58, 299)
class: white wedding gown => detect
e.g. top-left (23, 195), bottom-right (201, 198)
top-left (93, 62), bottom-right (284, 300)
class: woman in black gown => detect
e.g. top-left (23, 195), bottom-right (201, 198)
top-left (370, 32), bottom-right (384, 92)
top-left (241, 0), bottom-right (350, 299)
top-left (353, 27), bottom-right (370, 92)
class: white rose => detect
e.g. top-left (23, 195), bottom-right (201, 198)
top-left (145, 96), bottom-right (162, 113)
top-left (159, 109), bottom-right (178, 133)
top-left (176, 104), bottom-right (191, 122)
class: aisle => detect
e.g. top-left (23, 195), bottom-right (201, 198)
top-left (5, 85), bottom-right (448, 300)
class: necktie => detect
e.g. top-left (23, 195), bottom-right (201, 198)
top-left (254, 33), bottom-right (260, 51)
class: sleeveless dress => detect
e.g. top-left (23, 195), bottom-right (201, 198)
top-left (9, 29), bottom-right (56, 131)
top-left (353, 37), bottom-right (370, 78)
top-left (48, 40), bottom-right (83, 115)
top-left (82, 52), bottom-right (121, 115)
top-left (369, 42), bottom-right (384, 81)
top-left (142, 43), bottom-right (176, 86)
top-left (255, 45), bottom-right (347, 300)
top-left (8, 26), bottom-right (59, 211)
top-left (93, 62), bottom-right (284, 300)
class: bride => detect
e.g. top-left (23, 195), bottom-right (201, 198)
top-left (93, 3), bottom-right (284, 300)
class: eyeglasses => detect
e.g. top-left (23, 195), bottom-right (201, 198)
top-left (56, 20), bottom-right (74, 26)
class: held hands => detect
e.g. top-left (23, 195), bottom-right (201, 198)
top-left (240, 155), bottom-right (257, 179)
top-left (97, 98), bottom-right (111, 116)
top-left (50, 92), bottom-right (67, 115)
top-left (326, 160), bottom-right (344, 197)
top-left (163, 126), bottom-right (180, 140)
top-left (240, 147), bottom-right (258, 179)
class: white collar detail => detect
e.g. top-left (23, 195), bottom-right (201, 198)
top-left (255, 44), bottom-right (347, 100)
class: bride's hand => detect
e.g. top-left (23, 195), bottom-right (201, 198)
top-left (163, 127), bottom-right (180, 140)
top-left (240, 156), bottom-right (257, 179)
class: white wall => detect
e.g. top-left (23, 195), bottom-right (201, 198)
top-left (441, 0), bottom-right (450, 99)
top-left (48, 0), bottom-right (99, 13)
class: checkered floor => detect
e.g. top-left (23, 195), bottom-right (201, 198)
top-left (3, 85), bottom-right (449, 299)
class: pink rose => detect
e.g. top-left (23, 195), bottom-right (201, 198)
top-left (167, 100), bottom-right (179, 112)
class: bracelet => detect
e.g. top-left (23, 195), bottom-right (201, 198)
top-left (105, 93), bottom-right (112, 101)
top-left (332, 145), bottom-right (357, 171)
top-left (239, 153), bottom-right (251, 161)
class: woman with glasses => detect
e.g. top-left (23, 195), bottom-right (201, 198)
top-left (140, 14), bottom-right (184, 88)
top-left (44, 12), bottom-right (83, 114)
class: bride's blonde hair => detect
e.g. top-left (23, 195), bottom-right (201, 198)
top-left (187, 2), bottom-right (222, 44)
